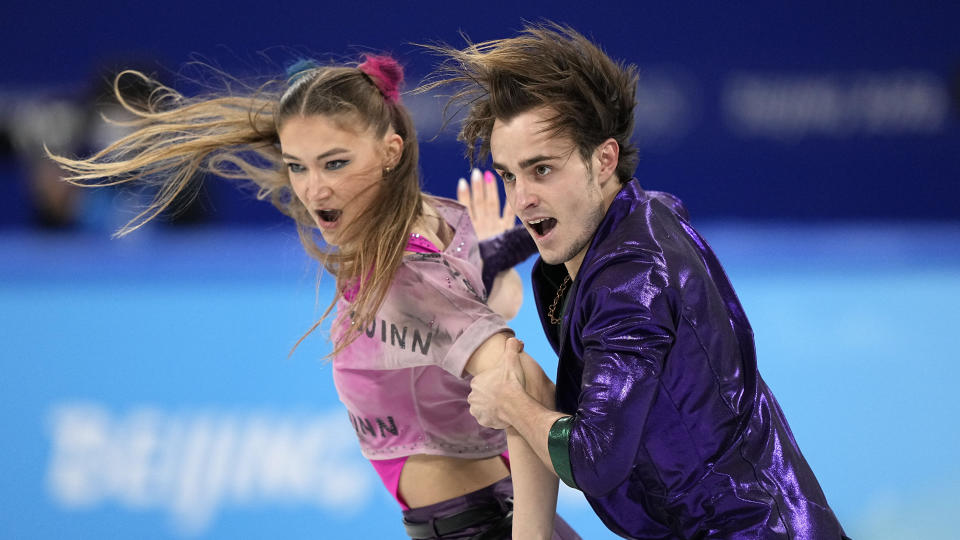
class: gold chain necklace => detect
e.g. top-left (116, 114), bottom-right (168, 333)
top-left (547, 275), bottom-right (572, 325)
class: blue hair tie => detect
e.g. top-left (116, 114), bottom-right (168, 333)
top-left (286, 58), bottom-right (319, 84)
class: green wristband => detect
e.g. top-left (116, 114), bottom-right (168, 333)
top-left (548, 415), bottom-right (579, 490)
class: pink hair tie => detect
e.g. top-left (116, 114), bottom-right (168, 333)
top-left (358, 54), bottom-right (403, 104)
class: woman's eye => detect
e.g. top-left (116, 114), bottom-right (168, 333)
top-left (286, 163), bottom-right (305, 173)
top-left (325, 159), bottom-right (349, 170)
top-left (535, 165), bottom-right (552, 176)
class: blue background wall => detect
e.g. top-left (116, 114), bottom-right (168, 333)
top-left (2, 0), bottom-right (958, 224)
top-left (1, 2), bottom-right (958, 539)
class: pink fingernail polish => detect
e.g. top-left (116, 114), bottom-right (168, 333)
top-left (484, 170), bottom-right (494, 184)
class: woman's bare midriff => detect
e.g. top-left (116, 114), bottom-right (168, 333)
top-left (399, 453), bottom-right (510, 508)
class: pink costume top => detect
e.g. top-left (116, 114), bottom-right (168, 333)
top-left (331, 197), bottom-right (511, 508)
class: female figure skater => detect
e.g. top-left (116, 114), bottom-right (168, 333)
top-left (51, 55), bottom-right (578, 540)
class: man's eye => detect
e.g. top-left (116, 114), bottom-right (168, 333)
top-left (500, 172), bottom-right (516, 184)
top-left (535, 165), bottom-right (552, 176)
top-left (326, 159), bottom-right (349, 170)
top-left (286, 163), bottom-right (305, 173)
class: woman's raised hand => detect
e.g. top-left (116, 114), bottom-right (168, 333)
top-left (457, 169), bottom-right (517, 240)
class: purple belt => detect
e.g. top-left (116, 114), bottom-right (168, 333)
top-left (400, 476), bottom-right (581, 539)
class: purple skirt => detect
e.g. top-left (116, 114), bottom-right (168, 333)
top-left (400, 476), bottom-right (580, 539)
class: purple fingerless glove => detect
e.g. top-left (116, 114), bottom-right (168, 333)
top-left (478, 224), bottom-right (539, 293)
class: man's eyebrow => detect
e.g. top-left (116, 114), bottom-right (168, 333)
top-left (492, 155), bottom-right (560, 172)
top-left (519, 155), bottom-right (560, 169)
top-left (281, 148), bottom-right (349, 161)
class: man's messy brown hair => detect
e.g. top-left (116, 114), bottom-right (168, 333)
top-left (421, 22), bottom-right (640, 182)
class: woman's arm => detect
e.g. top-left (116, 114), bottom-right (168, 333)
top-left (458, 169), bottom-right (535, 321)
top-left (468, 338), bottom-right (565, 471)
top-left (464, 332), bottom-right (559, 540)
top-left (484, 266), bottom-right (524, 321)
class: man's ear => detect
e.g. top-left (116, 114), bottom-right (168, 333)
top-left (595, 138), bottom-right (620, 186)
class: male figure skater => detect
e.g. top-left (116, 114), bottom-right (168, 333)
top-left (429, 24), bottom-right (849, 539)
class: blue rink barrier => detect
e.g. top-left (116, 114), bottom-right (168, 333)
top-left (1, 222), bottom-right (959, 539)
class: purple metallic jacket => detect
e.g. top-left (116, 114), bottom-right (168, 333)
top-left (533, 181), bottom-right (847, 539)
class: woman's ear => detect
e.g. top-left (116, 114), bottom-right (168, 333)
top-left (383, 132), bottom-right (403, 168)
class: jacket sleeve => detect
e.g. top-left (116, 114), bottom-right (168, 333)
top-left (549, 257), bottom-right (676, 496)
top-left (477, 225), bottom-right (538, 292)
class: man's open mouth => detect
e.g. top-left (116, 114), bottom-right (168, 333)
top-left (528, 217), bottom-right (557, 237)
top-left (317, 209), bottom-right (342, 223)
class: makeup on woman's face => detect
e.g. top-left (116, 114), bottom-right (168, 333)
top-left (279, 114), bottom-right (392, 247)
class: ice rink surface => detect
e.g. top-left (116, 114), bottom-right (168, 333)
top-left (2, 222), bottom-right (958, 539)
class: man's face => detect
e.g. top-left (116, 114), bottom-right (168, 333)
top-left (490, 107), bottom-right (607, 271)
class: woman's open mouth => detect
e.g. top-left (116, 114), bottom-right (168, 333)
top-left (528, 217), bottom-right (558, 237)
top-left (317, 209), bottom-right (342, 223)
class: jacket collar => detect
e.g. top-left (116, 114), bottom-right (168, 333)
top-left (531, 179), bottom-right (648, 351)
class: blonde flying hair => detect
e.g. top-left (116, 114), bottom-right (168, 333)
top-left (50, 56), bottom-right (424, 355)
top-left (421, 22), bottom-right (640, 182)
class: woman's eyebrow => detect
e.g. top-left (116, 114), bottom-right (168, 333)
top-left (282, 148), bottom-right (350, 161)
